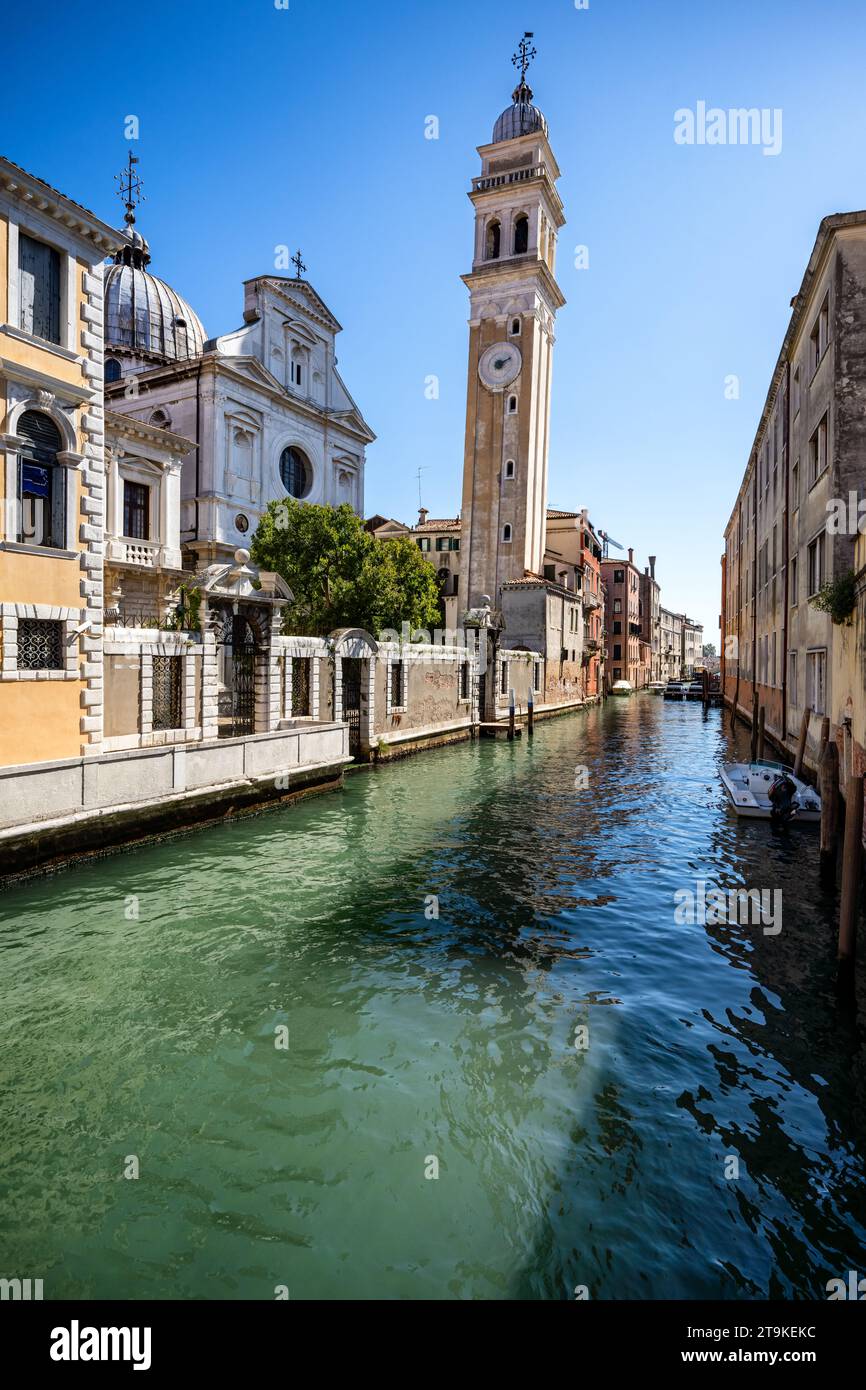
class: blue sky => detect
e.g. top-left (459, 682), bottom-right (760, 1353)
top-left (6, 0), bottom-right (866, 637)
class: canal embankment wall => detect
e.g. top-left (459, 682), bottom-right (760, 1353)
top-left (0, 723), bottom-right (350, 879)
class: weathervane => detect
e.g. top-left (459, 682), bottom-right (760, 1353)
top-left (512, 31), bottom-right (536, 89)
top-left (291, 249), bottom-right (306, 279)
top-left (115, 150), bottom-right (144, 228)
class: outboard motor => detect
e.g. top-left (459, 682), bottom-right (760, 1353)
top-left (768, 773), bottom-right (797, 823)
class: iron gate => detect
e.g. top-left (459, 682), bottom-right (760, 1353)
top-left (341, 657), bottom-right (362, 757)
top-left (217, 609), bottom-right (258, 738)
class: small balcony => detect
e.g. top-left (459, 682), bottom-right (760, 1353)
top-left (582, 590), bottom-right (601, 610)
top-left (107, 536), bottom-right (161, 568)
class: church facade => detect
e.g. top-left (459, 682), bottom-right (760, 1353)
top-left (95, 160), bottom-right (372, 577)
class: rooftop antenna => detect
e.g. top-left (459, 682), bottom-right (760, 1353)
top-left (291, 249), bottom-right (307, 279)
top-left (115, 151), bottom-right (144, 228)
top-left (416, 466), bottom-right (428, 508)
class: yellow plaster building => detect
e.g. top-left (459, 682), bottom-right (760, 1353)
top-left (0, 158), bottom-right (120, 766)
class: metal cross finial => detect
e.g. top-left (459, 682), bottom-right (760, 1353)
top-left (512, 31), bottom-right (536, 87)
top-left (115, 150), bottom-right (144, 227)
top-left (291, 249), bottom-right (307, 279)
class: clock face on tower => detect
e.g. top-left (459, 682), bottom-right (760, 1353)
top-left (478, 341), bottom-right (522, 391)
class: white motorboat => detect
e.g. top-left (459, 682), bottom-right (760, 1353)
top-left (611, 680), bottom-right (634, 696)
top-left (647, 681), bottom-right (666, 695)
top-left (720, 759), bottom-right (821, 822)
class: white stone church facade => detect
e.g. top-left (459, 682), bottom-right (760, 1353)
top-left (102, 231), bottom-right (374, 572)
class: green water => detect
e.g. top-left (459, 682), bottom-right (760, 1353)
top-left (1, 699), bottom-right (865, 1299)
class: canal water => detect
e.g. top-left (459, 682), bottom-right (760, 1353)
top-left (2, 697), bottom-right (866, 1301)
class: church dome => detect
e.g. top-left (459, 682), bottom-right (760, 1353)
top-left (104, 229), bottom-right (206, 364)
top-left (492, 81), bottom-right (548, 144)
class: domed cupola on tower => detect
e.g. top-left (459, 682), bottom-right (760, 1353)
top-left (103, 155), bottom-right (206, 373)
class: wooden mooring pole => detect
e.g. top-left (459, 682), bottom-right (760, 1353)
top-left (757, 706), bottom-right (766, 761)
top-left (819, 740), bottom-right (840, 878)
top-left (819, 716), bottom-right (831, 761)
top-left (750, 691), bottom-right (759, 761)
top-left (838, 773), bottom-right (864, 968)
top-left (793, 709), bottom-right (809, 780)
top-left (508, 689), bottom-right (515, 742)
top-left (527, 689), bottom-right (534, 738)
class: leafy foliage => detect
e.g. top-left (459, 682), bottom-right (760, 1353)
top-left (809, 569), bottom-right (856, 626)
top-left (251, 499), bottom-right (442, 637)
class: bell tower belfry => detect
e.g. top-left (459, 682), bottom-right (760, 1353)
top-left (458, 36), bottom-right (566, 614)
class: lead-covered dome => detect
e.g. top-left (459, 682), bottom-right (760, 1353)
top-left (104, 229), bottom-right (206, 364)
top-left (492, 80), bottom-right (548, 144)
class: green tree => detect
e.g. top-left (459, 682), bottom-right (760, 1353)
top-left (251, 499), bottom-right (441, 637)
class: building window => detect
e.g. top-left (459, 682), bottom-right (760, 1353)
top-left (513, 214), bottom-right (529, 255)
top-left (435, 536), bottom-right (449, 552)
top-left (16, 410), bottom-right (65, 549)
top-left (791, 457), bottom-right (799, 506)
top-left (613, 621), bottom-right (622, 635)
top-left (613, 668), bottom-right (622, 681)
top-left (459, 661), bottom-right (470, 701)
top-left (510, 318), bottom-right (520, 336)
top-left (806, 649), bottom-right (826, 714)
top-left (807, 532), bottom-right (825, 596)
top-left (18, 233), bottom-right (61, 344)
top-left (500, 659), bottom-right (509, 696)
top-left (507, 395), bottom-right (517, 414)
top-left (291, 656), bottom-right (311, 716)
top-left (279, 445), bottom-right (310, 498)
top-left (533, 660), bottom-right (541, 690)
top-left (810, 295), bottom-right (829, 373)
top-left (417, 536), bottom-right (431, 551)
top-left (788, 650), bottom-right (798, 703)
top-left (17, 618), bottom-right (63, 670)
top-left (291, 360), bottom-right (303, 387)
top-left (613, 599), bottom-right (622, 613)
top-left (502, 524), bottom-right (512, 543)
top-left (152, 655), bottom-right (183, 730)
top-left (149, 408), bottom-right (172, 430)
top-left (790, 553), bottom-right (798, 605)
top-left (613, 644), bottom-right (622, 660)
top-left (105, 358), bottom-right (122, 384)
top-left (792, 366), bottom-right (801, 416)
top-left (504, 459), bottom-right (515, 479)
top-left (123, 481), bottom-right (150, 540)
top-left (486, 220), bottom-right (501, 260)
top-left (450, 537), bottom-right (459, 551)
top-left (808, 415), bottom-right (828, 487)
top-left (390, 660), bottom-right (406, 710)
top-left (614, 569), bottom-right (624, 584)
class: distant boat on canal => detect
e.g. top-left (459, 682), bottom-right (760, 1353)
top-left (647, 681), bottom-right (666, 695)
top-left (611, 679), bottom-right (634, 696)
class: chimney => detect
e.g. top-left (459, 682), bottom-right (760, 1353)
top-left (628, 547), bottom-right (634, 566)
top-left (418, 506), bottom-right (429, 526)
top-left (649, 555), bottom-right (656, 580)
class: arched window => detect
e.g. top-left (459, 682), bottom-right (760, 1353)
top-left (502, 523), bottom-right (513, 543)
top-left (510, 318), bottom-right (520, 336)
top-left (149, 408), bottom-right (172, 430)
top-left (486, 220), bottom-right (501, 260)
top-left (507, 395), bottom-right (518, 414)
top-left (17, 410), bottom-right (65, 549)
top-left (280, 445), bottom-right (310, 498)
top-left (513, 214), bottom-right (529, 255)
top-left (504, 459), bottom-right (515, 479)
top-left (105, 358), bottom-right (122, 384)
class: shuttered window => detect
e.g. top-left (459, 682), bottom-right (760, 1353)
top-left (19, 234), bottom-right (61, 344)
top-left (17, 411), bottom-right (65, 548)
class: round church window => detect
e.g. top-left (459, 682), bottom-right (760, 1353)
top-left (235, 514), bottom-right (250, 534)
top-left (279, 445), bottom-right (310, 498)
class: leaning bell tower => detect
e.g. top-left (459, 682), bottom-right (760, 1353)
top-left (459, 35), bottom-right (566, 613)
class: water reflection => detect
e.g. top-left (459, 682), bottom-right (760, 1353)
top-left (0, 698), bottom-right (865, 1300)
